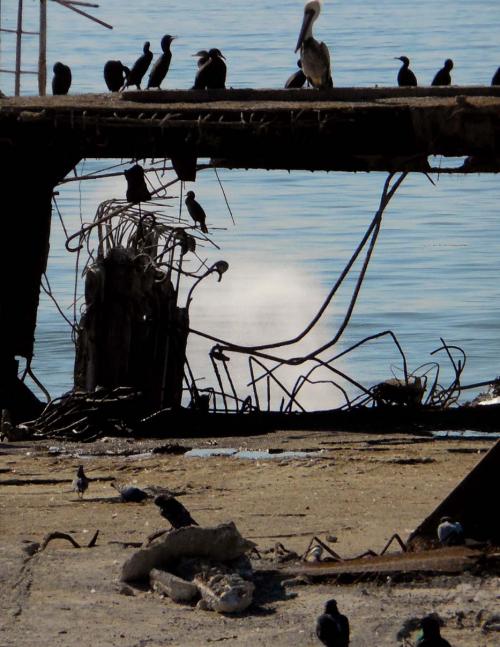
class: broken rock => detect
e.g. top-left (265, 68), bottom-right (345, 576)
top-left (150, 569), bottom-right (198, 603)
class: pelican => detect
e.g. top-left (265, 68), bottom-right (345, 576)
top-left (295, 0), bottom-right (332, 89)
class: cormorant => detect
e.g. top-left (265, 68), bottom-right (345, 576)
top-left (52, 62), bottom-right (72, 95)
top-left (111, 482), bottom-right (149, 502)
top-left (416, 616), bottom-right (452, 647)
top-left (285, 60), bottom-right (307, 88)
top-left (491, 67), bottom-right (500, 85)
top-left (154, 494), bottom-right (198, 528)
top-left (316, 599), bottom-right (350, 646)
top-left (147, 35), bottom-right (176, 89)
top-left (437, 517), bottom-right (464, 546)
top-left (193, 48), bottom-right (227, 89)
top-left (103, 60), bottom-right (130, 92)
top-left (395, 56), bottom-right (417, 87)
top-left (123, 41), bottom-right (153, 90)
top-left (193, 50), bottom-right (210, 68)
top-left (185, 190), bottom-right (209, 232)
top-left (295, 0), bottom-right (332, 89)
top-left (124, 164), bottom-right (151, 203)
top-left (72, 465), bottom-right (89, 499)
top-left (432, 59), bottom-right (454, 86)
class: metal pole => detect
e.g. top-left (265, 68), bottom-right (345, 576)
top-left (38, 0), bottom-right (47, 96)
top-left (14, 0), bottom-right (23, 95)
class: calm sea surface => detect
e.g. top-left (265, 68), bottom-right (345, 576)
top-left (1, 1), bottom-right (500, 408)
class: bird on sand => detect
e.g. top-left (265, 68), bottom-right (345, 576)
top-left (52, 62), bottom-right (72, 95)
top-left (437, 517), bottom-right (464, 546)
top-left (416, 616), bottom-right (452, 647)
top-left (103, 60), bottom-right (130, 92)
top-left (154, 494), bottom-right (198, 529)
top-left (123, 41), bottom-right (153, 90)
top-left (111, 482), bottom-right (149, 503)
top-left (395, 56), bottom-right (417, 87)
top-left (491, 67), bottom-right (500, 85)
top-left (72, 465), bottom-right (89, 499)
top-left (285, 60), bottom-right (307, 88)
top-left (193, 48), bottom-right (227, 89)
top-left (316, 599), bottom-right (350, 646)
top-left (295, 0), bottom-right (332, 89)
top-left (185, 191), bottom-right (209, 233)
top-left (431, 59), bottom-right (454, 86)
top-left (147, 35), bottom-right (176, 89)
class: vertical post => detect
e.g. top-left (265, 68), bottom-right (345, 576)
top-left (38, 0), bottom-right (47, 96)
top-left (15, 0), bottom-right (23, 96)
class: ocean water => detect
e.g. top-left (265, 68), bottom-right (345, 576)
top-left (1, 1), bottom-right (500, 408)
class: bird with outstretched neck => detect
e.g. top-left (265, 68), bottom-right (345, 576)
top-left (148, 35), bottom-right (176, 89)
top-left (123, 41), bottom-right (153, 90)
top-left (395, 56), bottom-right (417, 87)
top-left (316, 599), bottom-right (350, 646)
top-left (193, 48), bottom-right (227, 89)
top-left (72, 465), bottom-right (89, 499)
top-left (295, 0), bottom-right (332, 89)
top-left (104, 60), bottom-right (130, 92)
top-left (52, 62), bottom-right (72, 95)
top-left (432, 59), bottom-right (454, 86)
top-left (185, 191), bottom-right (209, 233)
top-left (416, 616), bottom-right (452, 647)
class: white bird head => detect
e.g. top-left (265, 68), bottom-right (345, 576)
top-left (295, 1), bottom-right (323, 52)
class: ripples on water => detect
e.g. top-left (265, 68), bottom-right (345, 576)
top-left (1, 1), bottom-right (500, 405)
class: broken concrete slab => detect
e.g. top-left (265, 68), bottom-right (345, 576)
top-left (150, 569), bottom-right (198, 603)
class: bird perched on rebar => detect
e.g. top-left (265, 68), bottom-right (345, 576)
top-left (431, 59), bottom-right (454, 86)
top-left (147, 35), bottom-right (176, 89)
top-left (193, 48), bottom-right (227, 89)
top-left (154, 494), bottom-right (198, 528)
top-left (437, 516), bottom-right (464, 546)
top-left (104, 60), bottom-right (130, 92)
top-left (185, 191), bottom-right (209, 233)
top-left (123, 41), bottom-right (153, 90)
top-left (124, 164), bottom-right (151, 203)
top-left (416, 616), bottom-right (452, 647)
top-left (72, 465), bottom-right (89, 499)
top-left (295, 0), bottom-right (332, 90)
top-left (491, 67), bottom-right (500, 85)
top-left (285, 60), bottom-right (307, 88)
top-left (52, 62), bottom-right (72, 95)
top-left (111, 482), bottom-right (149, 503)
top-left (395, 56), bottom-right (417, 87)
top-left (316, 599), bottom-right (350, 646)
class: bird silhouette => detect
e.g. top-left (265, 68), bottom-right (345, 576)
top-left (104, 60), bottom-right (130, 92)
top-left (437, 517), bottom-right (464, 546)
top-left (154, 494), bottom-right (198, 528)
top-left (123, 41), bottom-right (153, 90)
top-left (491, 67), bottom-right (500, 85)
top-left (148, 35), bottom-right (176, 89)
top-left (111, 482), bottom-right (149, 502)
top-left (395, 56), bottom-right (417, 87)
top-left (193, 48), bottom-right (227, 89)
top-left (285, 60), bottom-right (307, 88)
top-left (72, 465), bottom-right (89, 499)
top-left (316, 599), bottom-right (350, 646)
top-left (416, 616), bottom-right (452, 647)
top-left (432, 59), bottom-right (454, 86)
top-left (185, 191), bottom-right (209, 233)
top-left (124, 164), bottom-right (151, 203)
top-left (193, 50), bottom-right (210, 69)
top-left (52, 62), bottom-right (72, 95)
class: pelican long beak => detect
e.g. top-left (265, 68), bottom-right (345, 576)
top-left (295, 8), bottom-right (315, 52)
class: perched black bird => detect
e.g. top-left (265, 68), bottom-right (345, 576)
top-left (432, 59), bottom-right (454, 86)
top-left (104, 60), bottom-right (130, 92)
top-left (316, 599), bottom-right (350, 646)
top-left (193, 50), bottom-right (210, 68)
top-left (491, 67), bottom-right (500, 85)
top-left (124, 164), bottom-right (151, 203)
top-left (185, 190), bottom-right (208, 233)
top-left (285, 60), bottom-right (307, 89)
top-left (437, 516), bottom-right (464, 546)
top-left (193, 48), bottom-right (227, 89)
top-left (147, 35), bottom-right (176, 89)
top-left (154, 494), bottom-right (198, 529)
top-left (52, 62), bottom-right (72, 95)
top-left (72, 465), bottom-right (89, 499)
top-left (123, 41), bottom-right (153, 90)
top-left (111, 482), bottom-right (149, 503)
top-left (416, 616), bottom-right (452, 647)
top-left (395, 56), bottom-right (417, 87)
